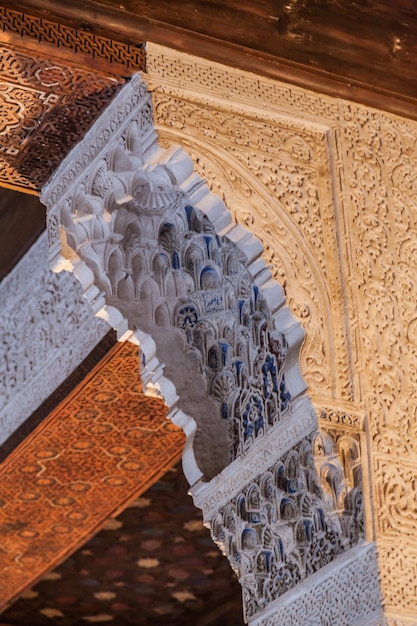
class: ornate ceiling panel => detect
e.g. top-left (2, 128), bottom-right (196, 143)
top-left (0, 6), bottom-right (145, 193)
top-left (2, 464), bottom-right (244, 626)
top-left (0, 341), bottom-right (184, 611)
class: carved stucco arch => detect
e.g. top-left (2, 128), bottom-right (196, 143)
top-left (41, 74), bottom-right (382, 624)
top-left (152, 130), bottom-right (347, 402)
top-left (43, 80), bottom-right (306, 484)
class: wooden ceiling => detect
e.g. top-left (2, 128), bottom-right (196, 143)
top-left (3, 0), bottom-right (417, 121)
top-left (0, 341), bottom-right (185, 611)
top-left (0, 0), bottom-right (416, 275)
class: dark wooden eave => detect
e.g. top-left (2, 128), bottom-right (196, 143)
top-left (3, 0), bottom-right (417, 120)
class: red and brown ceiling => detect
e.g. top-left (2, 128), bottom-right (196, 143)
top-left (0, 341), bottom-right (185, 611)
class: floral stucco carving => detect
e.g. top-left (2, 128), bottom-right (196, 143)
top-left (145, 43), bottom-right (417, 621)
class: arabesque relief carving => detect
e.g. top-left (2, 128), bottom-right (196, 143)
top-left (41, 72), bottom-right (380, 624)
top-left (338, 103), bottom-right (417, 616)
top-left (0, 41), bottom-right (127, 192)
top-left (0, 233), bottom-right (109, 444)
top-left (144, 43), bottom-right (417, 621)
top-left (0, 6), bottom-right (145, 71)
top-left (210, 436), bottom-right (364, 621)
top-left (146, 72), bottom-right (352, 404)
top-left (251, 544), bottom-right (382, 626)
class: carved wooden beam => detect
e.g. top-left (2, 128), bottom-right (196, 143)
top-left (3, 0), bottom-right (417, 120)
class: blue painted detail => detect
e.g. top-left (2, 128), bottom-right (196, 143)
top-left (220, 342), bottom-right (228, 366)
top-left (242, 394), bottom-right (264, 441)
top-left (316, 508), bottom-right (325, 531)
top-left (243, 402), bottom-right (254, 441)
top-left (221, 401), bottom-right (228, 419)
top-left (280, 377), bottom-right (291, 410)
top-left (159, 195), bottom-right (292, 461)
top-left (280, 497), bottom-right (295, 519)
top-left (262, 353), bottom-right (279, 398)
top-left (184, 205), bottom-right (194, 229)
top-left (200, 266), bottom-right (220, 291)
top-left (287, 478), bottom-right (298, 494)
top-left (263, 550), bottom-right (274, 572)
top-left (303, 519), bottom-right (313, 541)
top-left (204, 235), bottom-right (212, 256)
top-left (275, 465), bottom-right (286, 491)
top-left (172, 251), bottom-right (180, 269)
top-left (242, 528), bottom-right (258, 549)
top-left (235, 360), bottom-right (244, 376)
top-left (238, 300), bottom-right (246, 323)
top-left (178, 305), bottom-right (198, 327)
top-left (249, 511), bottom-right (260, 524)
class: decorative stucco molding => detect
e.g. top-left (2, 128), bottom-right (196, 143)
top-left (249, 543), bottom-right (383, 626)
top-left (208, 434), bottom-right (365, 621)
top-left (144, 44), bottom-right (417, 621)
top-left (41, 73), bottom-right (307, 483)
top-left (41, 69), bottom-right (376, 623)
top-left (144, 43), bottom-right (353, 406)
top-left (0, 232), bottom-right (109, 445)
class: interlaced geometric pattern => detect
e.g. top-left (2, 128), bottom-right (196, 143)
top-left (0, 342), bottom-right (184, 611)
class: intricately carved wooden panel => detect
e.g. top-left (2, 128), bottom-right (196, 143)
top-left (0, 341), bottom-right (184, 611)
top-left (0, 6), bottom-right (145, 72)
top-left (0, 5), bottom-right (146, 193)
top-left (4, 0), bottom-right (417, 121)
top-left (0, 82), bottom-right (57, 153)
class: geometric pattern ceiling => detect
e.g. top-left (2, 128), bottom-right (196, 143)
top-left (0, 342), bottom-right (184, 612)
top-left (2, 463), bottom-right (244, 625)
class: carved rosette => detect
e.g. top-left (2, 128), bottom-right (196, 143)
top-left (42, 73), bottom-right (373, 623)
